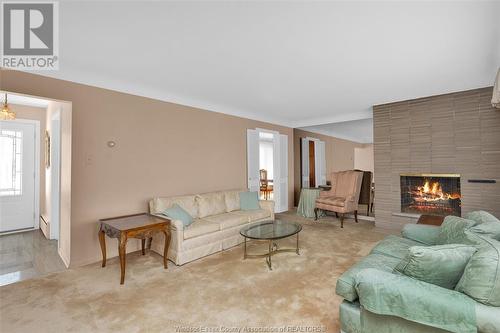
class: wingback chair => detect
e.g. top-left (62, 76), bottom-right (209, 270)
top-left (314, 170), bottom-right (364, 228)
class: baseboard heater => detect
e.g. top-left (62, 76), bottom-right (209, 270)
top-left (467, 179), bottom-right (496, 184)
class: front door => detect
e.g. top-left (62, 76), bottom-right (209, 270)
top-left (0, 121), bottom-right (37, 232)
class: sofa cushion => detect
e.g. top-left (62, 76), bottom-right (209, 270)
top-left (239, 191), bottom-right (260, 210)
top-left (436, 216), bottom-right (476, 245)
top-left (470, 222), bottom-right (500, 240)
top-left (197, 192), bottom-right (226, 218)
top-left (232, 209), bottom-right (271, 222)
top-left (152, 195), bottom-right (198, 218)
top-left (183, 219), bottom-right (220, 240)
top-left (224, 190), bottom-right (242, 212)
top-left (394, 244), bottom-right (477, 289)
top-left (316, 196), bottom-right (345, 207)
top-left (455, 234), bottom-right (500, 306)
top-left (203, 212), bottom-right (248, 230)
top-left (465, 210), bottom-right (499, 225)
top-left (162, 204), bottom-right (193, 228)
top-left (370, 235), bottom-right (422, 260)
top-left (335, 253), bottom-right (401, 302)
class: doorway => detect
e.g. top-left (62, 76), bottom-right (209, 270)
top-left (247, 128), bottom-right (288, 213)
top-left (0, 92), bottom-right (72, 285)
top-left (301, 137), bottom-right (326, 188)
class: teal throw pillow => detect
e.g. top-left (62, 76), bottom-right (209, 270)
top-left (239, 191), bottom-right (260, 210)
top-left (162, 204), bottom-right (193, 228)
top-left (436, 216), bottom-right (475, 245)
top-left (394, 244), bottom-right (477, 289)
top-left (470, 222), bottom-right (500, 240)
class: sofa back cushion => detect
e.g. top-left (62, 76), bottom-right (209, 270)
top-left (151, 195), bottom-right (198, 218)
top-left (394, 244), bottom-right (477, 289)
top-left (224, 190), bottom-right (243, 212)
top-left (436, 216), bottom-right (475, 245)
top-left (197, 192), bottom-right (226, 218)
top-left (465, 210), bottom-right (500, 225)
top-left (455, 233), bottom-right (500, 306)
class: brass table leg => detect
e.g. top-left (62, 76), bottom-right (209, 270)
top-left (266, 240), bottom-right (272, 270)
top-left (296, 233), bottom-right (300, 255)
top-left (243, 237), bottom-right (247, 259)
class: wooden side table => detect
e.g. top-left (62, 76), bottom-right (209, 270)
top-left (98, 213), bottom-right (171, 284)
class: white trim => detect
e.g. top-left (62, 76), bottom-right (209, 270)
top-left (8, 119), bottom-right (41, 230)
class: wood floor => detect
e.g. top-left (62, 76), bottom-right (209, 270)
top-left (0, 229), bottom-right (66, 286)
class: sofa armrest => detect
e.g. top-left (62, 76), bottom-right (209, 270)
top-left (355, 269), bottom-right (477, 333)
top-left (259, 200), bottom-right (275, 220)
top-left (402, 224), bottom-right (440, 245)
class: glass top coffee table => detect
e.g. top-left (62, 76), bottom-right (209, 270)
top-left (240, 220), bottom-right (302, 270)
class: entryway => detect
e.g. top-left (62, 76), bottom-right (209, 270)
top-left (0, 92), bottom-right (73, 285)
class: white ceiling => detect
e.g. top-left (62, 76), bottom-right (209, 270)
top-left (301, 118), bottom-right (374, 144)
top-left (33, 1), bottom-right (499, 132)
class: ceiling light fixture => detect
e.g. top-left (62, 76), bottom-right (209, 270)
top-left (0, 93), bottom-right (15, 120)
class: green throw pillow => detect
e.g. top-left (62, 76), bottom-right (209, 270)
top-left (455, 233), bottom-right (500, 306)
top-left (436, 216), bottom-right (475, 245)
top-left (394, 244), bottom-right (477, 289)
top-left (239, 191), bottom-right (260, 210)
top-left (465, 210), bottom-right (500, 225)
top-left (162, 204), bottom-right (193, 228)
top-left (470, 222), bottom-right (500, 240)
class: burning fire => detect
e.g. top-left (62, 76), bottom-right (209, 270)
top-left (411, 180), bottom-right (461, 203)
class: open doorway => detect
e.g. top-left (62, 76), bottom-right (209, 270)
top-left (259, 131), bottom-right (274, 200)
top-left (0, 92), bottom-right (72, 286)
top-left (300, 137), bottom-right (326, 188)
top-left (247, 128), bottom-right (288, 213)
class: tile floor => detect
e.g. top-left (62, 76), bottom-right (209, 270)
top-left (0, 229), bottom-right (67, 286)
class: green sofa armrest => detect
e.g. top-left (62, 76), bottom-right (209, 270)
top-left (401, 224), bottom-right (440, 245)
top-left (355, 269), bottom-right (477, 333)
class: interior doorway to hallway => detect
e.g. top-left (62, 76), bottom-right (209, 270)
top-left (247, 128), bottom-right (288, 213)
top-left (0, 92), bottom-right (72, 285)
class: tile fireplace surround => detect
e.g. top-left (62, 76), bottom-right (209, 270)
top-left (373, 87), bottom-right (500, 229)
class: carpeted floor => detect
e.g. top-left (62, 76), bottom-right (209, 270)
top-left (0, 211), bottom-right (394, 333)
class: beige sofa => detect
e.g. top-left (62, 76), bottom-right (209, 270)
top-left (149, 190), bottom-right (275, 265)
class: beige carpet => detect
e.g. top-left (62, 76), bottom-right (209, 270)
top-left (0, 212), bottom-right (393, 333)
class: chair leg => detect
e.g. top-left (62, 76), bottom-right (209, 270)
top-left (367, 205), bottom-right (370, 216)
top-left (335, 212), bottom-right (338, 218)
top-left (314, 208), bottom-right (318, 221)
top-left (340, 214), bottom-right (344, 228)
top-left (355, 210), bottom-right (358, 223)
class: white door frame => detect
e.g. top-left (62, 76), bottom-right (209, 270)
top-left (50, 110), bottom-right (61, 240)
top-left (0, 119), bottom-right (40, 232)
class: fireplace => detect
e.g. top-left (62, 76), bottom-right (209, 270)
top-left (400, 174), bottom-right (461, 216)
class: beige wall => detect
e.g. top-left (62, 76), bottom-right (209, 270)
top-left (354, 144), bottom-right (374, 174)
top-left (373, 87), bottom-right (500, 230)
top-left (9, 104), bottom-right (47, 218)
top-left (293, 128), bottom-right (364, 205)
top-left (1, 69), bottom-right (294, 267)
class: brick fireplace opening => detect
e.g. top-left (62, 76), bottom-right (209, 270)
top-left (400, 174), bottom-right (461, 216)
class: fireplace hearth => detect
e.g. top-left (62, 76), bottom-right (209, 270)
top-left (400, 174), bottom-right (461, 216)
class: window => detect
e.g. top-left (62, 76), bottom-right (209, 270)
top-left (0, 129), bottom-right (23, 196)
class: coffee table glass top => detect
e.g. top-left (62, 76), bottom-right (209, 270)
top-left (240, 220), bottom-right (302, 240)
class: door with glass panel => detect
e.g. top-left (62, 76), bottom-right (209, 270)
top-left (0, 121), bottom-right (37, 232)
